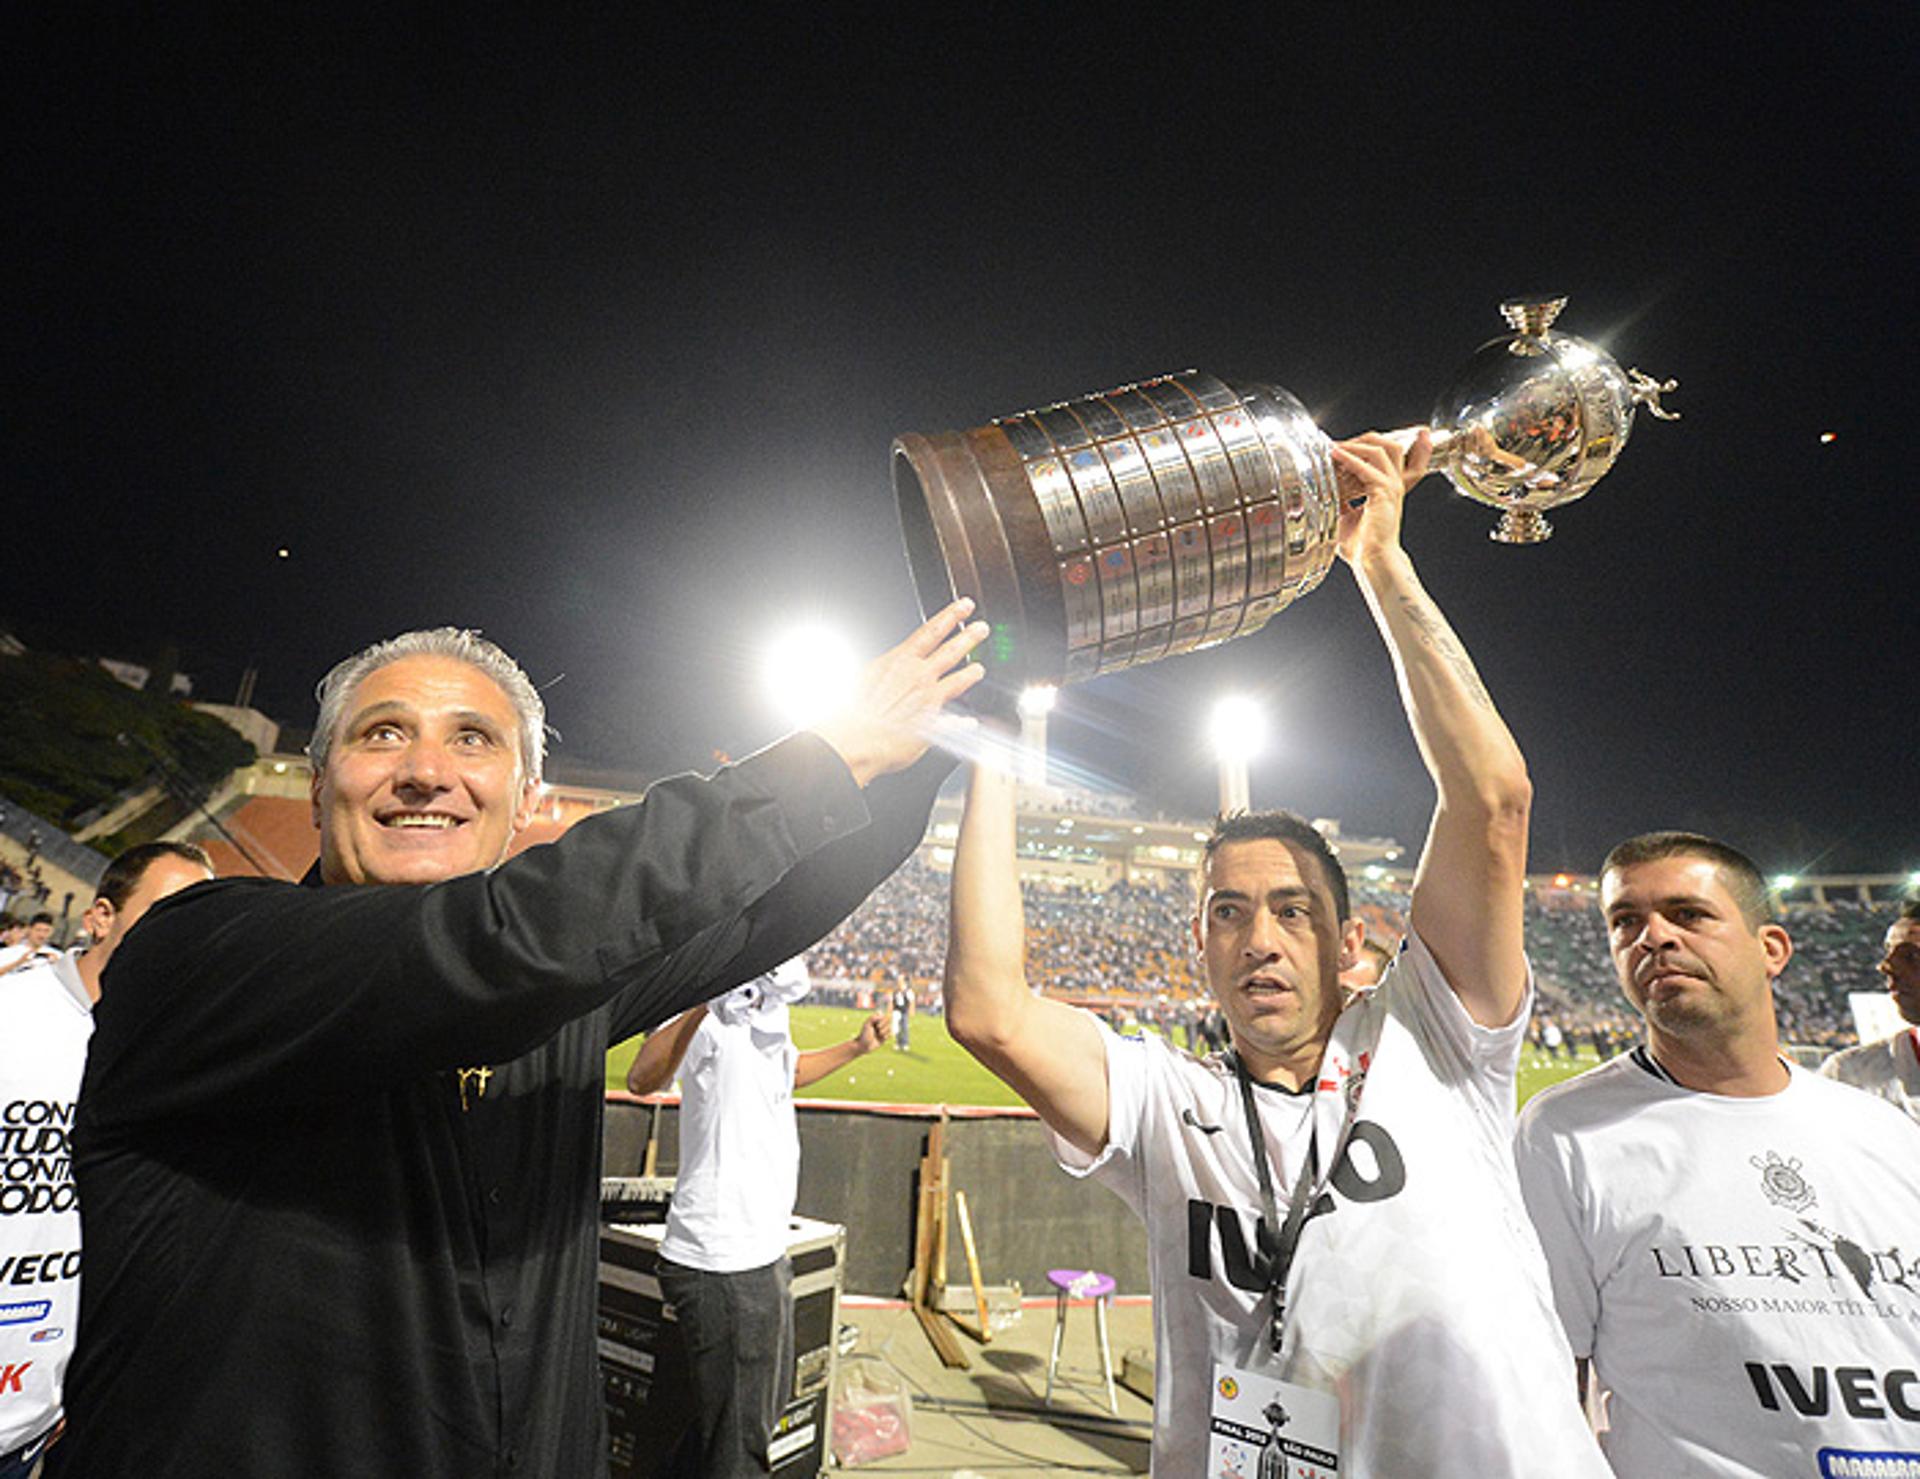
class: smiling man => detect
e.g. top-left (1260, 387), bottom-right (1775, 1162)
top-left (1819, 899), bottom-right (1920, 1119)
top-left (944, 434), bottom-right (1609, 1478)
top-left (1515, 835), bottom-right (1920, 1477)
top-left (54, 611), bottom-right (985, 1479)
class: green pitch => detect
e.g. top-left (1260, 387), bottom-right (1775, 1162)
top-left (605, 1005), bottom-right (1605, 1108)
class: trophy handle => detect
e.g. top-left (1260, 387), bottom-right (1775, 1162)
top-left (1627, 368), bottom-right (1682, 421)
top-left (1381, 425), bottom-right (1459, 468)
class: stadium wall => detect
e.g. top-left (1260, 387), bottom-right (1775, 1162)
top-left (605, 1095), bottom-right (1150, 1297)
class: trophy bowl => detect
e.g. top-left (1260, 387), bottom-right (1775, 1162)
top-left (894, 297), bottom-right (1676, 693)
top-left (1426, 297), bottom-right (1679, 544)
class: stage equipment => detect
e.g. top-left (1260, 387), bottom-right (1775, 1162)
top-left (599, 1213), bottom-right (846, 1479)
top-left (893, 297), bottom-right (1676, 691)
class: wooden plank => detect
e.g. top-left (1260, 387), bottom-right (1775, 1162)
top-left (954, 1189), bottom-right (993, 1345)
top-left (913, 1301), bottom-right (970, 1369)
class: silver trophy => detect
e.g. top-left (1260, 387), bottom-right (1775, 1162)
top-left (1424, 296), bottom-right (1679, 543)
top-left (894, 296), bottom-right (1676, 691)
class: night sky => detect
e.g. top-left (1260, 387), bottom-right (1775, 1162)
top-left (8, 11), bottom-right (1912, 874)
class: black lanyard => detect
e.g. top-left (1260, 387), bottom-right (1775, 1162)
top-left (1231, 1053), bottom-right (1327, 1356)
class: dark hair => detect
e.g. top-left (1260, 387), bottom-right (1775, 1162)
top-left (1897, 897), bottom-right (1920, 925)
top-left (1204, 810), bottom-right (1351, 922)
top-left (29, 912), bottom-right (53, 927)
top-left (1599, 831), bottom-right (1772, 928)
top-left (96, 841), bottom-right (213, 912)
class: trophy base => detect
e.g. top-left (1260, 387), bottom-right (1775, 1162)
top-left (1490, 509), bottom-right (1552, 544)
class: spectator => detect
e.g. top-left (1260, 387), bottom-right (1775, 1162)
top-left (1818, 898), bottom-right (1920, 1119)
top-left (627, 957), bottom-right (888, 1477)
top-left (0, 914), bottom-right (59, 979)
top-left (0, 842), bottom-right (212, 1479)
top-left (1515, 833), bottom-right (1920, 1476)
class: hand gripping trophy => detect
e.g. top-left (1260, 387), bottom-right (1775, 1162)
top-left (893, 296), bottom-right (1677, 693)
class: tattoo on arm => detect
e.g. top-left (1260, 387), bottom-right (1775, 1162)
top-left (1398, 595), bottom-right (1494, 711)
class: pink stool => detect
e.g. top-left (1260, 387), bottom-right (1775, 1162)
top-left (1044, 1267), bottom-right (1118, 1414)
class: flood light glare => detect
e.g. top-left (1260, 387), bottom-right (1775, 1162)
top-left (1209, 694), bottom-right (1267, 762)
top-left (762, 623), bottom-right (862, 730)
top-left (1018, 684), bottom-right (1058, 719)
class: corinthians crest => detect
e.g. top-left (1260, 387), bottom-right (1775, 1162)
top-left (1751, 1150), bottom-right (1817, 1214)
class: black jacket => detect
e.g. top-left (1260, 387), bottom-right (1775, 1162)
top-left (55, 735), bottom-right (950, 1478)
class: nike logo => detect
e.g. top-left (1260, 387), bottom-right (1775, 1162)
top-left (1182, 1108), bottom-right (1226, 1135)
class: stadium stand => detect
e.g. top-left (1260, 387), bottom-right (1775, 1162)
top-left (175, 757), bottom-right (1911, 1049)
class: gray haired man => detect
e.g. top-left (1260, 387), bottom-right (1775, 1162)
top-left (55, 604), bottom-right (986, 1479)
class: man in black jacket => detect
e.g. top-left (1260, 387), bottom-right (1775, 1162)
top-left (53, 604), bottom-right (985, 1479)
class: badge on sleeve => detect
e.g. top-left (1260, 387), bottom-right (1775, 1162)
top-left (1209, 1359), bottom-right (1339, 1477)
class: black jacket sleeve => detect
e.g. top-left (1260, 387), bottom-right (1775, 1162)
top-left (604, 748), bottom-right (956, 1042)
top-left (82, 733), bottom-right (868, 1124)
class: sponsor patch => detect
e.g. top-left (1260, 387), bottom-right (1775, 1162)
top-left (1820, 1451), bottom-right (1920, 1478)
top-left (29, 1327), bottom-right (63, 1342)
top-left (0, 1299), bottom-right (52, 1327)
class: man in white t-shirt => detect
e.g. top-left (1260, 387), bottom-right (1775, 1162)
top-left (625, 957), bottom-right (890, 1479)
top-left (1818, 899), bottom-right (1920, 1120)
top-left (945, 433), bottom-right (1609, 1478)
top-left (0, 915), bottom-right (59, 980)
top-left (1515, 832), bottom-right (1920, 1477)
top-left (0, 843), bottom-right (211, 1479)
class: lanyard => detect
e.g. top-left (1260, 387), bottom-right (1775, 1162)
top-left (1231, 1052), bottom-right (1331, 1356)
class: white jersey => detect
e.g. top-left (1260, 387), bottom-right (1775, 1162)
top-left (1054, 932), bottom-right (1610, 1478)
top-left (0, 954), bottom-right (91, 1454)
top-left (1515, 1051), bottom-right (1920, 1477)
top-left (657, 991), bottom-right (801, 1273)
top-left (1820, 1029), bottom-right (1920, 1124)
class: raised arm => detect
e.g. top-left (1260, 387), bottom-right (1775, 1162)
top-left (794, 1009), bottom-right (891, 1089)
top-left (943, 761), bottom-right (1109, 1157)
top-left (85, 603), bottom-right (990, 1126)
top-left (625, 1006), bottom-right (708, 1095)
top-left (1335, 432), bottom-right (1532, 1026)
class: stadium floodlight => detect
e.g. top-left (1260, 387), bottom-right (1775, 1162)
top-left (1771, 874), bottom-right (1800, 895)
top-left (1208, 694), bottom-right (1267, 763)
top-left (1016, 683), bottom-right (1058, 787)
top-left (1209, 694), bottom-right (1266, 814)
top-left (761, 622), bottom-right (862, 731)
top-left (1017, 684), bottom-right (1057, 719)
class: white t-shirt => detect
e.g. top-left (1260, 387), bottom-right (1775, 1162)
top-left (657, 996), bottom-right (801, 1273)
top-left (1820, 1030), bottom-right (1920, 1124)
top-left (1515, 1051), bottom-right (1920, 1477)
top-left (0, 944), bottom-right (59, 974)
top-left (1056, 932), bottom-right (1610, 1478)
top-left (0, 953), bottom-right (91, 1453)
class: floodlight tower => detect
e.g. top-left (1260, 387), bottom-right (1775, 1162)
top-left (1017, 684), bottom-right (1057, 788)
top-left (1209, 694), bottom-right (1266, 816)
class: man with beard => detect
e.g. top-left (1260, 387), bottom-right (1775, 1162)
top-left (1516, 834), bottom-right (1920, 1476)
top-left (943, 432), bottom-right (1610, 1477)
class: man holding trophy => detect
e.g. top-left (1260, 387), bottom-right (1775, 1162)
top-left (941, 427), bottom-right (1612, 1475)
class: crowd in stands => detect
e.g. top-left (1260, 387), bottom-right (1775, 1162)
top-left (804, 851), bottom-right (1906, 1049)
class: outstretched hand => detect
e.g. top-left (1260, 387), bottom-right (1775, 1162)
top-left (810, 598), bottom-right (989, 787)
top-left (1332, 430), bottom-right (1433, 568)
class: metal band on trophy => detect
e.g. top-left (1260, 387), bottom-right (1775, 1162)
top-left (894, 297), bottom-right (1677, 693)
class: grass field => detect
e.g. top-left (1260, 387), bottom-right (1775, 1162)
top-left (604, 1005), bottom-right (1606, 1108)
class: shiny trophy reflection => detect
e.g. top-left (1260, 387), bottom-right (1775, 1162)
top-left (894, 296), bottom-right (1677, 692)
top-left (1424, 297), bottom-right (1679, 543)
